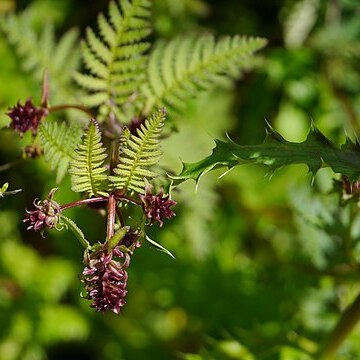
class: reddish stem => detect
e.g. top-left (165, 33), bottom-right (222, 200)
top-left (59, 194), bottom-right (140, 212)
top-left (115, 205), bottom-right (125, 227)
top-left (60, 197), bottom-right (108, 211)
top-left (49, 104), bottom-right (95, 118)
top-left (107, 194), bottom-right (116, 239)
top-left (115, 194), bottom-right (141, 206)
top-left (41, 70), bottom-right (49, 108)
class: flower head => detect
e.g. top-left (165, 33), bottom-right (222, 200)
top-left (24, 189), bottom-right (61, 233)
top-left (139, 182), bottom-right (176, 227)
top-left (82, 244), bottom-right (130, 314)
top-left (7, 98), bottom-right (48, 136)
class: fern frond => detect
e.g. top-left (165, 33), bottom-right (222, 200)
top-left (69, 120), bottom-right (108, 196)
top-left (1, 12), bottom-right (79, 103)
top-left (142, 35), bottom-right (267, 115)
top-left (74, 0), bottom-right (151, 122)
top-left (109, 108), bottom-right (166, 194)
top-left (39, 121), bottom-right (83, 183)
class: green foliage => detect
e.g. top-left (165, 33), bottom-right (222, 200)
top-left (142, 35), bottom-right (266, 115)
top-left (0, 234), bottom-right (88, 359)
top-left (74, 0), bottom-right (151, 121)
top-left (39, 121), bottom-right (83, 183)
top-left (0, 182), bottom-right (21, 198)
top-left (60, 215), bottom-right (90, 249)
top-left (3, 0), bottom-right (360, 359)
top-left (0, 182), bottom-right (8, 196)
top-left (0, 11), bottom-right (79, 102)
top-left (109, 108), bottom-right (166, 193)
top-left (69, 120), bottom-right (108, 196)
top-left (175, 124), bottom-right (360, 184)
top-left (145, 234), bottom-right (175, 259)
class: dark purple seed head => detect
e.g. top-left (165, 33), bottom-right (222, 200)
top-left (7, 98), bottom-right (48, 136)
top-left (139, 183), bottom-right (176, 227)
top-left (23, 189), bottom-right (61, 234)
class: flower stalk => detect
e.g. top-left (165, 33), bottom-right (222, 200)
top-left (107, 194), bottom-right (116, 240)
top-left (319, 291), bottom-right (360, 359)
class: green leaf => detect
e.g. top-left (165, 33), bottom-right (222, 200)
top-left (145, 235), bottom-right (175, 259)
top-left (1, 182), bottom-right (8, 193)
top-left (74, 0), bottom-right (151, 121)
top-left (107, 226), bottom-right (129, 250)
top-left (142, 34), bottom-right (267, 115)
top-left (1, 12), bottom-right (79, 103)
top-left (69, 120), bottom-right (108, 196)
top-left (0, 183), bottom-right (22, 198)
top-left (39, 121), bottom-right (83, 183)
top-left (173, 125), bottom-right (360, 184)
top-left (109, 108), bottom-right (166, 194)
top-left (60, 215), bottom-right (90, 249)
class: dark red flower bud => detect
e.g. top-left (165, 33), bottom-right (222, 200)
top-left (82, 244), bottom-right (130, 314)
top-left (7, 98), bottom-right (48, 136)
top-left (139, 182), bottom-right (176, 227)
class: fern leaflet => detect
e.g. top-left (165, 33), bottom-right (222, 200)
top-left (1, 11), bottom-right (79, 103)
top-left (69, 120), bottom-right (108, 196)
top-left (39, 121), bottom-right (83, 183)
top-left (74, 0), bottom-right (151, 122)
top-left (109, 108), bottom-right (166, 194)
top-left (142, 35), bottom-right (267, 115)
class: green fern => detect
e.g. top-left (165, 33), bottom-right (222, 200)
top-left (109, 108), bottom-right (166, 194)
top-left (1, 11), bottom-right (79, 102)
top-left (74, 0), bottom-right (151, 122)
top-left (39, 121), bottom-right (83, 183)
top-left (69, 120), bottom-right (108, 196)
top-left (141, 35), bottom-right (266, 115)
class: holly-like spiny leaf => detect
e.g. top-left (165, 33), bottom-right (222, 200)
top-left (173, 124), bottom-right (360, 184)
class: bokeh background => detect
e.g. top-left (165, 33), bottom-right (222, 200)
top-left (1, 0), bottom-right (360, 359)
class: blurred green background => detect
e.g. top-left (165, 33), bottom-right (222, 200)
top-left (1, 0), bottom-right (360, 359)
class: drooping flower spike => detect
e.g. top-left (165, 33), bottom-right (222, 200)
top-left (81, 231), bottom-right (137, 314)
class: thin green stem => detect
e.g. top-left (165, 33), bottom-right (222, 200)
top-left (319, 291), bottom-right (360, 359)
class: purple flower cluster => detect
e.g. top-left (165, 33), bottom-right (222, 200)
top-left (82, 244), bottom-right (130, 314)
top-left (24, 196), bottom-right (61, 233)
top-left (139, 185), bottom-right (176, 227)
top-left (7, 98), bottom-right (48, 136)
